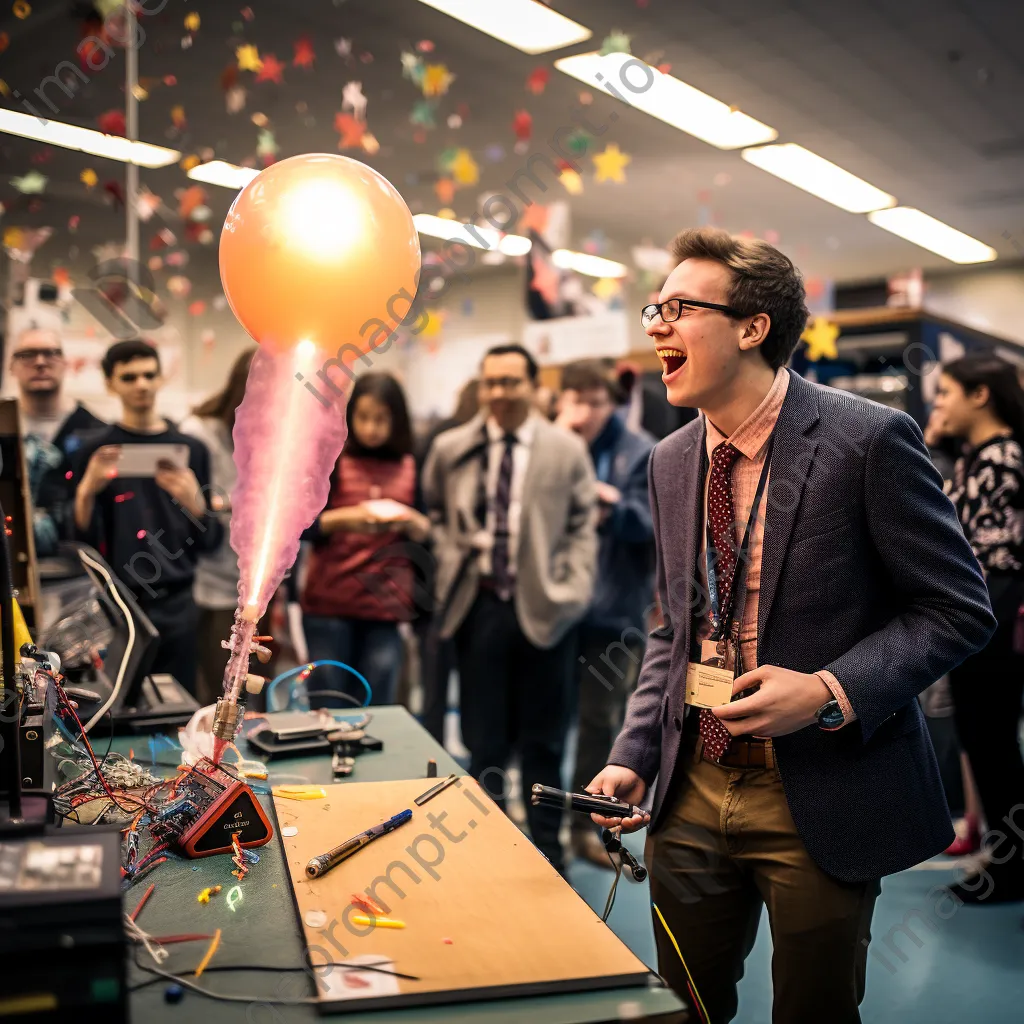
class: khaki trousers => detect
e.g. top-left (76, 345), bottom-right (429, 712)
top-left (645, 735), bottom-right (880, 1024)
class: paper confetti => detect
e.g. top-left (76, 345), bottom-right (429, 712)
top-left (335, 37), bottom-right (352, 58)
top-left (422, 63), bottom-right (455, 98)
top-left (256, 54), bottom-right (285, 84)
top-left (342, 81), bottom-right (367, 120)
top-left (294, 36), bottom-right (315, 68)
top-left (80, 168), bottom-right (97, 189)
top-left (236, 44), bottom-right (262, 73)
top-left (526, 67), bottom-right (550, 95)
top-left (593, 143), bottom-right (631, 183)
top-left (802, 318), bottom-right (840, 361)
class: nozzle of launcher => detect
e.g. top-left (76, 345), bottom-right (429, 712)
top-left (211, 605), bottom-right (262, 763)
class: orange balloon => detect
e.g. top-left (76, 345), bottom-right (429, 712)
top-left (219, 153), bottom-right (421, 356)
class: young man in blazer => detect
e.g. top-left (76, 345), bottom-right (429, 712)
top-left (589, 228), bottom-right (996, 1023)
top-left (423, 343), bottom-right (597, 874)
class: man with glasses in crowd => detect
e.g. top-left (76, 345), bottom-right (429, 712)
top-left (555, 359), bottom-right (655, 867)
top-left (423, 343), bottom-right (597, 876)
top-left (587, 227), bottom-right (995, 1023)
top-left (74, 339), bottom-right (220, 695)
top-left (8, 317), bottom-right (105, 557)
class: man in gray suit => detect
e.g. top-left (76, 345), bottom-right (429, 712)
top-left (423, 343), bottom-right (597, 873)
top-left (589, 228), bottom-right (995, 1023)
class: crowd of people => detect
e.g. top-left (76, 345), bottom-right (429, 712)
top-left (8, 225), bottom-right (1024, 1019)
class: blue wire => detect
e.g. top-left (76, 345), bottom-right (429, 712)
top-left (265, 659), bottom-right (372, 711)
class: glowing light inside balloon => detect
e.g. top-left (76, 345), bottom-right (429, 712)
top-left (279, 179), bottom-right (364, 261)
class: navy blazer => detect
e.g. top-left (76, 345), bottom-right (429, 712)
top-left (608, 370), bottom-right (996, 882)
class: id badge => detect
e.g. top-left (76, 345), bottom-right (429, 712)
top-left (685, 662), bottom-right (735, 708)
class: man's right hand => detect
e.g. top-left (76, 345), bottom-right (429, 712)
top-left (586, 766), bottom-right (650, 833)
top-left (81, 446), bottom-right (121, 496)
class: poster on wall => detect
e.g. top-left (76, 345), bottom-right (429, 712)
top-left (523, 311), bottom-right (630, 367)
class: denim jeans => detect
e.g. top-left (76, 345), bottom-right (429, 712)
top-left (302, 616), bottom-right (403, 707)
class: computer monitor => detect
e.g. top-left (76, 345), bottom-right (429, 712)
top-left (39, 546), bottom-right (198, 734)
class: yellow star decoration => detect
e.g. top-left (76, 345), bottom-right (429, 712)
top-left (801, 317), bottom-right (840, 361)
top-left (80, 168), bottom-right (97, 189)
top-left (559, 167), bottom-right (583, 195)
top-left (450, 148), bottom-right (479, 186)
top-left (3, 227), bottom-right (25, 250)
top-left (236, 44), bottom-right (263, 73)
top-left (184, 12), bottom-right (200, 32)
top-left (592, 143), bottom-right (631, 183)
top-left (420, 308), bottom-right (444, 338)
top-left (591, 277), bottom-right (622, 302)
top-left (421, 63), bottom-right (455, 98)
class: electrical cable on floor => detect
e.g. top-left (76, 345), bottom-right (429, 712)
top-left (653, 902), bottom-right (709, 1024)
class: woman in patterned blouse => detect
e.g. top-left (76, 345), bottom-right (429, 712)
top-left (933, 354), bottom-right (1024, 903)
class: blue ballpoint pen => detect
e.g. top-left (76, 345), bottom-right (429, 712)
top-left (305, 809), bottom-right (413, 878)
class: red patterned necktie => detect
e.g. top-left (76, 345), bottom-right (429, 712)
top-left (699, 442), bottom-right (742, 761)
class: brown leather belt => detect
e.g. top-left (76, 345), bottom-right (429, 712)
top-left (695, 734), bottom-right (774, 770)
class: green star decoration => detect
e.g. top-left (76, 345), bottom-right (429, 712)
top-left (410, 100), bottom-right (436, 129)
top-left (11, 171), bottom-right (48, 194)
top-left (600, 30), bottom-right (631, 56)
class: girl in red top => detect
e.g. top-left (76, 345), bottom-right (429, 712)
top-left (301, 373), bottom-right (429, 706)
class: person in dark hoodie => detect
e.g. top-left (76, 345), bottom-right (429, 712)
top-left (556, 359), bottom-right (656, 867)
top-left (74, 339), bottom-right (221, 695)
top-left (9, 319), bottom-right (105, 556)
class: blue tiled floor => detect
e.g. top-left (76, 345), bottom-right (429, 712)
top-left (570, 832), bottom-right (1024, 1023)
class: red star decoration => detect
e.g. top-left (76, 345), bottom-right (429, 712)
top-left (526, 67), bottom-right (550, 95)
top-left (512, 109), bottom-right (533, 141)
top-left (334, 113), bottom-right (365, 149)
top-left (97, 109), bottom-right (126, 136)
top-left (531, 254), bottom-right (560, 305)
top-left (256, 54), bottom-right (285, 84)
top-left (293, 37), bottom-right (315, 68)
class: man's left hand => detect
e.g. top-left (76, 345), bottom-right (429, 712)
top-left (712, 665), bottom-right (832, 738)
top-left (155, 462), bottom-right (205, 519)
top-left (595, 481), bottom-right (622, 506)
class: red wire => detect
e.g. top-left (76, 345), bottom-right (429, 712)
top-left (130, 883), bottom-right (155, 922)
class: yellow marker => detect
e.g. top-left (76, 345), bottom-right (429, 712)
top-left (350, 914), bottom-right (405, 930)
top-left (272, 786), bottom-right (327, 801)
top-left (244, 770), bottom-right (269, 781)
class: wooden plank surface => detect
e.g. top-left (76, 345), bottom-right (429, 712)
top-left (276, 777), bottom-right (652, 1012)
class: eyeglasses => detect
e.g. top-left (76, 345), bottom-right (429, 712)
top-left (12, 347), bottom-right (64, 362)
top-left (481, 376), bottom-right (526, 392)
top-left (641, 298), bottom-right (742, 327)
top-left (117, 371), bottom-right (159, 384)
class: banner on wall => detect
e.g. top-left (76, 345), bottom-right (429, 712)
top-left (523, 311), bottom-right (630, 367)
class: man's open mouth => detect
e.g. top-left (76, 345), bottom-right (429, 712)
top-left (658, 348), bottom-right (687, 375)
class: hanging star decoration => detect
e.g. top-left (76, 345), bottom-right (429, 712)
top-left (421, 63), bottom-right (455, 98)
top-left (801, 317), bottom-right (840, 361)
top-left (512, 110), bottom-right (533, 141)
top-left (178, 185), bottom-right (206, 220)
top-left (80, 168), bottom-right (98, 189)
top-left (593, 143), bottom-right (631, 183)
top-left (450, 149), bottom-right (479, 186)
top-left (184, 12), bottom-right (199, 32)
top-left (531, 254), bottom-right (561, 305)
top-left (334, 113), bottom-right (365, 149)
top-left (136, 189), bottom-right (161, 222)
top-left (591, 277), bottom-right (622, 303)
top-left (11, 171), bottom-right (47, 194)
top-left (256, 54), bottom-right (285, 84)
top-left (226, 86), bottom-right (246, 113)
top-left (293, 36), bottom-right (315, 68)
top-left (256, 129), bottom-right (279, 162)
top-left (420, 308), bottom-right (444, 339)
top-left (335, 37), bottom-right (352, 58)
top-left (526, 67), bottom-right (550, 94)
top-left (342, 81), bottom-right (367, 120)
top-left (401, 51), bottom-right (424, 85)
top-left (410, 100), bottom-right (436, 129)
top-left (435, 178), bottom-right (455, 206)
top-left (559, 166), bottom-right (583, 195)
top-left (170, 105), bottom-right (186, 130)
top-left (97, 109), bottom-right (126, 136)
top-left (361, 133), bottom-right (380, 155)
top-left (236, 44), bottom-right (263, 73)
top-left (600, 30), bottom-right (632, 56)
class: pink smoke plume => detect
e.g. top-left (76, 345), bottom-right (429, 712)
top-left (230, 345), bottom-right (347, 619)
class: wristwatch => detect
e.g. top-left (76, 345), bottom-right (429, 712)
top-left (816, 699), bottom-right (845, 730)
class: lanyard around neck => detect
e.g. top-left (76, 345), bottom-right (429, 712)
top-left (704, 435), bottom-right (774, 641)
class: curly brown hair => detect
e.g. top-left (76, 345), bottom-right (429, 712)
top-left (669, 227), bottom-right (809, 370)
